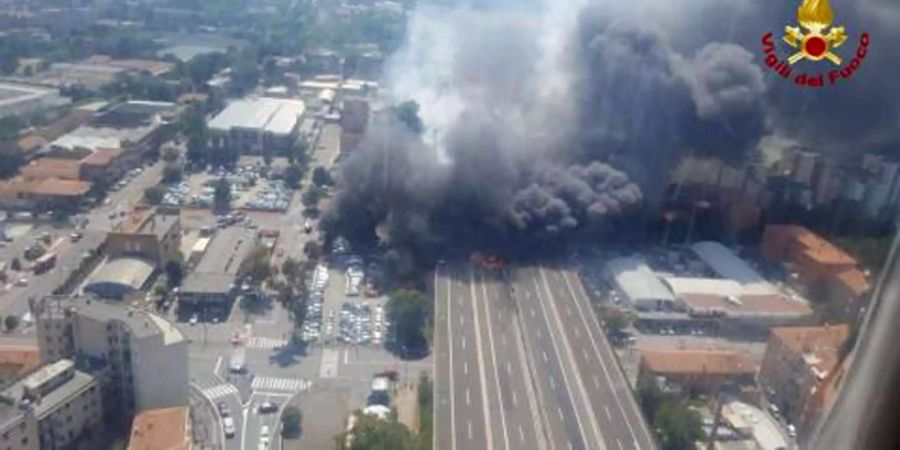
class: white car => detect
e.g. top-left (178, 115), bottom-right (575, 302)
top-left (189, 314), bottom-right (199, 326)
top-left (223, 417), bottom-right (236, 438)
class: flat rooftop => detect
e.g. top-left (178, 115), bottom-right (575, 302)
top-left (40, 296), bottom-right (184, 343)
top-left (208, 97), bottom-right (305, 136)
top-left (0, 82), bottom-right (56, 106)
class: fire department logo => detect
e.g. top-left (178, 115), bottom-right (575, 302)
top-left (783, 0), bottom-right (846, 65)
top-left (760, 0), bottom-right (870, 88)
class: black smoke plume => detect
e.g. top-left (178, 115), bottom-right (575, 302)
top-left (323, 0), bottom-right (900, 265)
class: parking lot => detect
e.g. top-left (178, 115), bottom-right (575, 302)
top-left (160, 164), bottom-right (293, 211)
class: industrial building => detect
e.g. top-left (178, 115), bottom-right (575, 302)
top-left (83, 257), bottom-right (156, 300)
top-left (32, 296), bottom-right (189, 428)
top-left (604, 256), bottom-right (676, 311)
top-left (208, 97), bottom-right (306, 155)
top-left (0, 82), bottom-right (69, 120)
top-left (178, 228), bottom-right (259, 318)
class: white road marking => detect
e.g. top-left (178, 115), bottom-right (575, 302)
top-left (593, 376), bottom-right (601, 390)
top-left (445, 274), bottom-right (458, 450)
top-left (464, 361), bottom-right (468, 375)
top-left (518, 425), bottom-right (525, 442)
top-left (469, 270), bottom-right (496, 450)
top-left (466, 388), bottom-right (471, 406)
top-left (605, 406), bottom-right (612, 422)
top-left (617, 438), bottom-right (624, 450)
top-left (462, 337), bottom-right (467, 350)
top-left (549, 376), bottom-right (556, 390)
top-left (468, 421), bottom-right (473, 440)
top-left (542, 351), bottom-right (548, 362)
top-left (511, 390), bottom-right (518, 407)
top-left (202, 384), bottom-right (238, 399)
top-left (478, 271), bottom-right (509, 450)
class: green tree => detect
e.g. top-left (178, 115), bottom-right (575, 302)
top-left (282, 257), bottom-right (303, 282)
top-left (386, 289), bottom-right (431, 356)
top-left (4, 315), bottom-right (19, 332)
top-left (0, 116), bottom-right (24, 142)
top-left (654, 399), bottom-right (704, 450)
top-left (213, 177), bottom-right (231, 210)
top-left (161, 146), bottom-right (180, 164)
top-left (304, 241), bottom-right (323, 260)
top-left (165, 261), bottom-right (184, 287)
top-left (144, 186), bottom-right (165, 205)
top-left (346, 414), bottom-right (418, 450)
top-left (245, 247), bottom-right (272, 284)
top-left (285, 164), bottom-right (303, 189)
top-left (179, 105), bottom-right (209, 164)
top-left (281, 406), bottom-right (302, 438)
top-left (312, 166), bottom-right (334, 187)
top-left (636, 372), bottom-right (665, 421)
top-left (302, 186), bottom-right (324, 209)
top-left (163, 165), bottom-right (183, 183)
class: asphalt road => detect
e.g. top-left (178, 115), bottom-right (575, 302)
top-left (515, 266), bottom-right (656, 450)
top-left (435, 264), bottom-right (542, 450)
top-left (436, 264), bottom-right (656, 450)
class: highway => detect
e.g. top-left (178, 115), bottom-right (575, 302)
top-left (517, 266), bottom-right (655, 450)
top-left (435, 263), bottom-right (655, 450)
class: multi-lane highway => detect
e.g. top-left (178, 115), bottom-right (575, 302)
top-left (435, 263), bottom-right (655, 450)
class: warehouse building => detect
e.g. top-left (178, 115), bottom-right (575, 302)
top-left (604, 256), bottom-right (676, 311)
top-left (179, 228), bottom-right (259, 319)
top-left (208, 97), bottom-right (306, 155)
top-left (0, 82), bottom-right (69, 120)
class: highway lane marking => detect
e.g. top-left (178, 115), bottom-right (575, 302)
top-left (604, 407), bottom-right (612, 422)
top-left (469, 270), bottom-right (497, 450)
top-left (533, 268), bottom-right (600, 450)
top-left (560, 270), bottom-right (647, 449)
top-left (616, 439), bottom-right (624, 450)
top-left (549, 376), bottom-right (556, 391)
top-left (558, 408), bottom-right (565, 421)
top-left (466, 388), bottom-right (471, 406)
top-left (464, 362), bottom-right (468, 375)
top-left (512, 390), bottom-right (518, 407)
top-left (593, 376), bottom-right (601, 390)
top-left (479, 270), bottom-right (510, 450)
top-left (582, 348), bottom-right (589, 361)
top-left (531, 308), bottom-right (536, 317)
top-left (506, 362), bottom-right (513, 375)
top-left (462, 337), bottom-right (467, 350)
top-left (542, 351), bottom-right (548, 363)
top-left (460, 314), bottom-right (465, 326)
top-left (519, 425), bottom-right (526, 442)
top-left (468, 421), bottom-right (474, 440)
top-left (446, 272), bottom-right (458, 450)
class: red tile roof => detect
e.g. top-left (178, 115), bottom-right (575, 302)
top-left (642, 350), bottom-right (757, 376)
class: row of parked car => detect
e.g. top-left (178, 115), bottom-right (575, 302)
top-left (301, 264), bottom-right (329, 342)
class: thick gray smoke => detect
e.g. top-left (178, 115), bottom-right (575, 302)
top-left (324, 0), bottom-right (900, 258)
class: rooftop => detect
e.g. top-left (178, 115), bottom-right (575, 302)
top-left (0, 345), bottom-right (41, 377)
top-left (208, 97), bottom-right (306, 136)
top-left (2, 359), bottom-right (97, 421)
top-left (0, 177), bottom-right (93, 197)
top-left (767, 225), bottom-right (857, 267)
top-left (0, 81), bottom-right (58, 107)
top-left (770, 324), bottom-right (850, 380)
top-left (20, 157), bottom-right (81, 180)
top-left (115, 208), bottom-right (179, 237)
top-left (691, 241), bottom-right (777, 295)
top-left (128, 406), bottom-right (190, 450)
top-left (81, 147), bottom-right (123, 167)
top-left (85, 257), bottom-right (156, 295)
top-left (196, 228), bottom-right (258, 276)
top-left (605, 256), bottom-right (675, 303)
top-left (641, 350), bottom-right (757, 376)
top-left (42, 296), bottom-right (185, 343)
top-left (833, 268), bottom-right (869, 297)
top-left (679, 292), bottom-right (812, 318)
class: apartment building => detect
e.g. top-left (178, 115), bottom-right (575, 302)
top-left (32, 296), bottom-right (188, 428)
top-left (759, 324), bottom-right (850, 438)
top-left (0, 359), bottom-right (103, 450)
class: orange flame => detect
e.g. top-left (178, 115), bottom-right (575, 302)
top-left (797, 0), bottom-right (835, 28)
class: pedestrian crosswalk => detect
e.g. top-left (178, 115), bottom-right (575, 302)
top-left (246, 337), bottom-right (288, 349)
top-left (251, 377), bottom-right (311, 393)
top-left (202, 383), bottom-right (239, 399)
